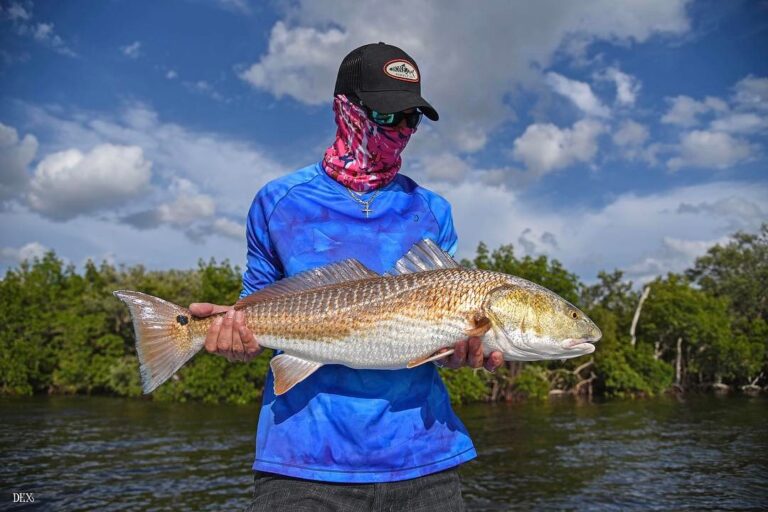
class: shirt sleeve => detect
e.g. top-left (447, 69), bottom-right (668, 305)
top-left (426, 193), bottom-right (459, 257)
top-left (240, 191), bottom-right (284, 299)
top-left (438, 205), bottom-right (458, 257)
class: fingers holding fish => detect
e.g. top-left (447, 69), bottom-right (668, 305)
top-left (189, 302), bottom-right (218, 317)
top-left (484, 351), bottom-right (504, 373)
top-left (231, 310), bottom-right (258, 362)
top-left (204, 315), bottom-right (224, 354)
top-left (434, 339), bottom-right (503, 372)
top-left (441, 339), bottom-right (467, 369)
top-left (217, 310), bottom-right (237, 359)
top-left (467, 337), bottom-right (483, 368)
top-left (239, 323), bottom-right (263, 361)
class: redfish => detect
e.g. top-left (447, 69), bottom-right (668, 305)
top-left (114, 240), bottom-right (601, 396)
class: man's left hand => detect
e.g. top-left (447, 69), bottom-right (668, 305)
top-left (435, 337), bottom-right (504, 372)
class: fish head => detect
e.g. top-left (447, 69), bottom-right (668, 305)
top-left (483, 283), bottom-right (602, 361)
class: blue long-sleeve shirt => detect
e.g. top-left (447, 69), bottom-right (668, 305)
top-left (242, 162), bottom-right (476, 483)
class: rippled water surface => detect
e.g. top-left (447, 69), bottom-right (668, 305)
top-left (1, 395), bottom-right (766, 510)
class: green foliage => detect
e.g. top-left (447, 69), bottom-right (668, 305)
top-left (639, 274), bottom-right (741, 386)
top-left (625, 345), bottom-right (674, 395)
top-left (590, 307), bottom-right (655, 397)
top-left (582, 270), bottom-right (639, 335)
top-left (107, 355), bottom-right (143, 397)
top-left (0, 254), bottom-right (266, 404)
top-left (687, 224), bottom-right (768, 383)
top-left (198, 258), bottom-right (242, 304)
top-left (512, 365), bottom-right (550, 400)
top-left (0, 224), bottom-right (764, 403)
top-left (439, 367), bottom-right (489, 404)
top-left (688, 224), bottom-right (768, 323)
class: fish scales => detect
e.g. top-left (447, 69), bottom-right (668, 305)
top-left (242, 268), bottom-right (509, 368)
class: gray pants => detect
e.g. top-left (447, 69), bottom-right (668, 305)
top-left (244, 469), bottom-right (465, 512)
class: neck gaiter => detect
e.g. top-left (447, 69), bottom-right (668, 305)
top-left (322, 95), bottom-right (415, 192)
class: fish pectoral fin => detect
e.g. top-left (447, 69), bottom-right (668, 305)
top-left (407, 349), bottom-right (455, 368)
top-left (270, 354), bottom-right (324, 396)
top-left (466, 316), bottom-right (492, 337)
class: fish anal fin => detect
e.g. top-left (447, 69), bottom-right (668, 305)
top-left (467, 316), bottom-right (492, 338)
top-left (270, 354), bottom-right (323, 395)
top-left (407, 349), bottom-right (455, 368)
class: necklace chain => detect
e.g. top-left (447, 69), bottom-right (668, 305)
top-left (345, 187), bottom-right (381, 218)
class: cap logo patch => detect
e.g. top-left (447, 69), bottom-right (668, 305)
top-left (383, 60), bottom-right (419, 82)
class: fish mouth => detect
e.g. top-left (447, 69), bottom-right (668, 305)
top-left (563, 336), bottom-right (601, 349)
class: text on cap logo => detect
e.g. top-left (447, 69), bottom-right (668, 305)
top-left (383, 60), bottom-right (419, 82)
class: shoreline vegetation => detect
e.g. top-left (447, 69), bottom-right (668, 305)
top-left (1, 224), bottom-right (765, 405)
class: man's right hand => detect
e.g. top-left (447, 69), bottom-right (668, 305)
top-left (189, 303), bottom-right (263, 362)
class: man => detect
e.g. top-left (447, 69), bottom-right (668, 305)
top-left (191, 42), bottom-right (503, 511)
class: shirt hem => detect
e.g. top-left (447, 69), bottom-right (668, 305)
top-left (251, 447), bottom-right (477, 483)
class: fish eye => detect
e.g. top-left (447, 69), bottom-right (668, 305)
top-left (570, 311), bottom-right (578, 319)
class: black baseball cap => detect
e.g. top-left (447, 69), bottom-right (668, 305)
top-left (334, 42), bottom-right (439, 121)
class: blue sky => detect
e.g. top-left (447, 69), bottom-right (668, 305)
top-left (1, 0), bottom-right (766, 284)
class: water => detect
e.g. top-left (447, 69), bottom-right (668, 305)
top-left (1, 395), bottom-right (766, 511)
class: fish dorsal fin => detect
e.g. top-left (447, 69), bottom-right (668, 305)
top-left (270, 354), bottom-right (323, 395)
top-left (387, 239), bottom-right (460, 276)
top-left (235, 259), bottom-right (379, 309)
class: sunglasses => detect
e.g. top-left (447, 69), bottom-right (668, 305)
top-left (365, 108), bottom-right (423, 129)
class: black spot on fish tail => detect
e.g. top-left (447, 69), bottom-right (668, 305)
top-left (176, 315), bottom-right (189, 326)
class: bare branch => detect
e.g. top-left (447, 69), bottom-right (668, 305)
top-left (630, 285), bottom-right (651, 347)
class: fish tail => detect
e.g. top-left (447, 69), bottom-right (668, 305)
top-left (113, 290), bottom-right (204, 394)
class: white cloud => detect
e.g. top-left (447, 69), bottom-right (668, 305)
top-left (5, 3), bottom-right (31, 21)
top-left (166, 70), bottom-right (178, 80)
top-left (29, 22), bottom-right (75, 57)
top-left (545, 72), bottom-right (610, 117)
top-left (676, 196), bottom-right (766, 232)
top-left (19, 103), bottom-right (285, 240)
top-left (121, 41), bottom-right (142, 59)
top-left (1, 102), bottom-right (291, 272)
top-left (239, 1), bottom-right (690, 154)
top-left (27, 144), bottom-right (152, 220)
top-left (118, 177), bottom-right (224, 242)
top-left (517, 228), bottom-right (559, 256)
top-left (0, 122), bottom-right (38, 202)
top-left (661, 95), bottom-right (710, 127)
top-left (658, 76), bottom-right (766, 170)
top-left (0, 241), bottom-right (49, 264)
top-left (2, 3), bottom-right (76, 57)
top-left (667, 130), bottom-right (754, 171)
top-left (599, 67), bottom-right (640, 106)
top-left (0, 208), bottom-right (244, 275)
top-left (612, 120), bottom-right (650, 161)
top-left (435, 179), bottom-right (767, 283)
top-left (182, 80), bottom-right (227, 102)
top-left (512, 119), bottom-right (604, 176)
top-left (704, 96), bottom-right (729, 113)
top-left (733, 75), bottom-right (768, 111)
top-left (710, 113), bottom-right (765, 134)
top-left (418, 152), bottom-right (471, 184)
top-left (625, 235), bottom-right (729, 283)
top-left (212, 217), bottom-right (244, 239)
top-left (613, 120), bottom-right (649, 147)
top-left (215, 0), bottom-right (251, 14)
top-left (239, 21), bottom-right (347, 105)
top-left (157, 178), bottom-right (215, 226)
